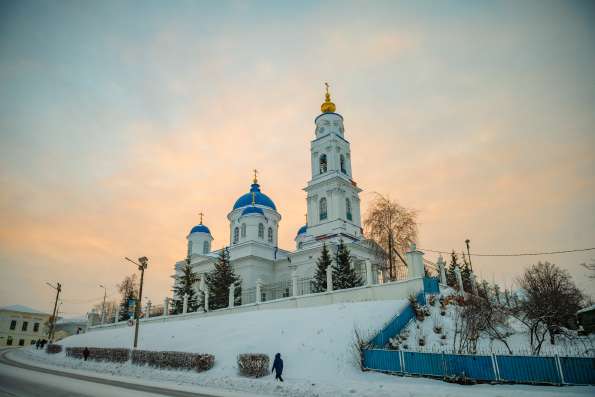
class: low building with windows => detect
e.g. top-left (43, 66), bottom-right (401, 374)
top-left (172, 88), bottom-right (382, 304)
top-left (0, 305), bottom-right (50, 347)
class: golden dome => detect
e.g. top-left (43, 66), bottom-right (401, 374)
top-left (321, 83), bottom-right (336, 113)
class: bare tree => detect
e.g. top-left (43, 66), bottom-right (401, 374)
top-left (91, 300), bottom-right (118, 323)
top-left (518, 262), bottom-right (584, 347)
top-left (363, 193), bottom-right (417, 281)
top-left (117, 274), bottom-right (139, 321)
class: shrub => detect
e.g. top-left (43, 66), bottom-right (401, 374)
top-left (237, 353), bottom-right (269, 378)
top-left (46, 344), bottom-right (62, 354)
top-left (66, 347), bottom-right (129, 362)
top-left (131, 350), bottom-right (214, 372)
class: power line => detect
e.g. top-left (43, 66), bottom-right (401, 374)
top-left (418, 247), bottom-right (595, 257)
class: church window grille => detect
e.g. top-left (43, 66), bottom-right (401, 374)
top-left (203, 241), bottom-right (209, 254)
top-left (319, 154), bottom-right (328, 174)
top-left (319, 198), bottom-right (327, 221)
top-left (258, 223), bottom-right (264, 239)
top-left (346, 198), bottom-right (352, 221)
top-left (33, 323), bottom-right (39, 332)
top-left (267, 227), bottom-right (273, 243)
top-left (241, 223), bottom-right (246, 238)
top-left (22, 321), bottom-right (28, 332)
top-left (233, 227), bottom-right (239, 244)
top-left (340, 154), bottom-right (346, 174)
top-left (9, 320), bottom-right (16, 330)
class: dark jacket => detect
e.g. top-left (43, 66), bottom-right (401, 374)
top-left (272, 353), bottom-right (283, 374)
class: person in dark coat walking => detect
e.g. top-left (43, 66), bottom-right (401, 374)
top-left (83, 347), bottom-right (90, 361)
top-left (271, 353), bottom-right (283, 382)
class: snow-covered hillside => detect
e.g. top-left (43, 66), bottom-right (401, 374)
top-left (59, 300), bottom-right (407, 379)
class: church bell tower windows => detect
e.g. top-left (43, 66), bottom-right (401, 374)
top-left (319, 197), bottom-right (327, 221)
top-left (346, 198), bottom-right (352, 221)
top-left (258, 223), bottom-right (264, 239)
top-left (233, 227), bottom-right (239, 244)
top-left (267, 227), bottom-right (273, 243)
top-left (340, 154), bottom-right (346, 174)
top-left (319, 154), bottom-right (328, 174)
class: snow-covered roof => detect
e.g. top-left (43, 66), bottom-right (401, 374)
top-left (0, 304), bottom-right (49, 315)
top-left (577, 304), bottom-right (595, 315)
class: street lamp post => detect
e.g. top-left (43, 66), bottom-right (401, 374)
top-left (465, 239), bottom-right (473, 272)
top-left (124, 256), bottom-right (148, 349)
top-left (99, 284), bottom-right (107, 325)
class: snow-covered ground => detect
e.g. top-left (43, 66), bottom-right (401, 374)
top-left (392, 295), bottom-right (594, 356)
top-left (11, 300), bottom-right (595, 396)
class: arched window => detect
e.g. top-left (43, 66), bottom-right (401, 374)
top-left (187, 240), bottom-right (193, 257)
top-left (319, 197), bottom-right (327, 221)
top-left (241, 223), bottom-right (246, 238)
top-left (340, 154), bottom-right (346, 174)
top-left (203, 241), bottom-right (209, 254)
top-left (267, 227), bottom-right (273, 243)
top-left (319, 154), bottom-right (328, 174)
top-left (298, 241), bottom-right (303, 250)
top-left (258, 223), bottom-right (264, 239)
top-left (346, 198), bottom-right (352, 221)
top-left (233, 227), bottom-right (239, 244)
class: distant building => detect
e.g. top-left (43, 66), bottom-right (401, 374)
top-left (0, 305), bottom-right (50, 347)
top-left (577, 304), bottom-right (595, 335)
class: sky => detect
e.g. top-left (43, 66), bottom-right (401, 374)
top-left (0, 1), bottom-right (594, 316)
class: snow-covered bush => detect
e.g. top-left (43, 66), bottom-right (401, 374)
top-left (66, 347), bottom-right (129, 363)
top-left (237, 353), bottom-right (270, 378)
top-left (46, 344), bottom-right (62, 354)
top-left (131, 350), bottom-right (214, 372)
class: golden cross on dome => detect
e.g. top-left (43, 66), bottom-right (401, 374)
top-left (325, 82), bottom-right (330, 95)
top-left (198, 212), bottom-right (204, 224)
top-left (253, 169), bottom-right (258, 184)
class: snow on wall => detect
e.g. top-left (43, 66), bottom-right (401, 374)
top-left (59, 300), bottom-right (408, 380)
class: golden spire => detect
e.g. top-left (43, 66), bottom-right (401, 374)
top-left (198, 212), bottom-right (204, 224)
top-left (253, 168), bottom-right (258, 184)
top-left (321, 82), bottom-right (336, 113)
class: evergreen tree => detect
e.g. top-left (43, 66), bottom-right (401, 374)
top-left (172, 258), bottom-right (200, 314)
top-left (460, 250), bottom-right (472, 292)
top-left (205, 247), bottom-right (241, 310)
top-left (117, 274), bottom-right (138, 321)
top-left (311, 243), bottom-right (333, 292)
top-left (446, 251), bottom-right (459, 288)
top-left (332, 240), bottom-right (363, 290)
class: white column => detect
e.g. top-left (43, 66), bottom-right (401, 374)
top-left (405, 243), bottom-right (425, 279)
top-left (256, 279), bottom-right (262, 304)
top-left (326, 266), bottom-right (333, 292)
top-left (145, 300), bottom-right (152, 319)
top-left (454, 266), bottom-right (464, 294)
top-left (183, 293), bottom-right (188, 314)
top-left (365, 259), bottom-right (373, 286)
top-left (437, 255), bottom-right (447, 285)
top-left (291, 270), bottom-right (298, 297)
top-left (163, 297), bottom-right (169, 317)
top-left (228, 284), bottom-right (235, 308)
top-left (470, 272), bottom-right (478, 295)
top-left (204, 287), bottom-right (210, 312)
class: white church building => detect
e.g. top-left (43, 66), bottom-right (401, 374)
top-left (173, 88), bottom-right (388, 304)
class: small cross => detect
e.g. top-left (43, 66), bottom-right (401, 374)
top-left (325, 82), bottom-right (330, 95)
top-left (198, 212), bottom-right (204, 224)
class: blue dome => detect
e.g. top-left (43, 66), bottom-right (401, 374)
top-left (190, 224), bottom-right (211, 234)
top-left (296, 225), bottom-right (307, 236)
top-left (233, 183), bottom-right (277, 210)
top-left (242, 206), bottom-right (264, 216)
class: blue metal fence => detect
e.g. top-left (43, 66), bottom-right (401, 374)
top-left (369, 305), bottom-right (415, 348)
top-left (559, 356), bottom-right (595, 385)
top-left (496, 355), bottom-right (561, 384)
top-left (364, 349), bottom-right (593, 385)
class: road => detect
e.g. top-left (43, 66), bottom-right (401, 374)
top-left (0, 349), bottom-right (220, 397)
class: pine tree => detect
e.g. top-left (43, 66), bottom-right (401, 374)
top-left (172, 259), bottom-right (200, 314)
top-left (312, 243), bottom-right (333, 292)
top-left (446, 251), bottom-right (459, 288)
top-left (117, 274), bottom-right (138, 321)
top-left (332, 240), bottom-right (363, 290)
top-left (205, 247), bottom-right (241, 310)
top-left (460, 250), bottom-right (472, 292)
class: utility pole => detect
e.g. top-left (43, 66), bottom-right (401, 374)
top-left (125, 256), bottom-right (148, 349)
top-left (46, 282), bottom-right (62, 342)
top-left (99, 284), bottom-right (107, 324)
top-left (465, 239), bottom-right (473, 272)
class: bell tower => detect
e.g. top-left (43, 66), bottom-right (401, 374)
top-left (303, 84), bottom-right (363, 242)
